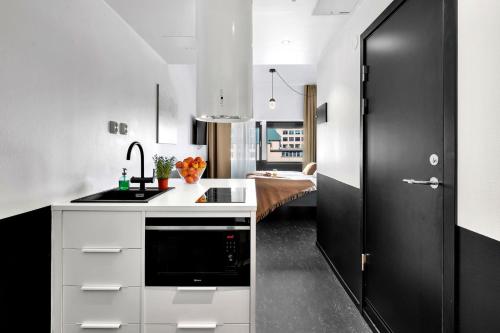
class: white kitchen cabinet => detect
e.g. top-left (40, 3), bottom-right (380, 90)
top-left (62, 211), bottom-right (141, 249)
top-left (144, 287), bottom-right (250, 324)
top-left (63, 249), bottom-right (141, 286)
top-left (52, 179), bottom-right (257, 333)
top-left (63, 324), bottom-right (140, 333)
top-left (63, 286), bottom-right (141, 324)
top-left (144, 324), bottom-right (250, 333)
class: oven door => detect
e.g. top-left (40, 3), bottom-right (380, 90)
top-left (145, 226), bottom-right (250, 287)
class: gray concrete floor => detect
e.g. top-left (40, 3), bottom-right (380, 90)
top-left (256, 207), bottom-right (371, 333)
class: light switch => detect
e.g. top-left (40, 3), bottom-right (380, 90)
top-left (119, 123), bottom-right (128, 135)
top-left (109, 121), bottom-right (118, 134)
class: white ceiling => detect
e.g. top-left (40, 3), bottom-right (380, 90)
top-left (105, 0), bottom-right (358, 66)
top-left (253, 0), bottom-right (351, 65)
top-left (104, 0), bottom-right (196, 64)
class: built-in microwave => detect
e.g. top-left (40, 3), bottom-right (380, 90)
top-left (145, 217), bottom-right (251, 287)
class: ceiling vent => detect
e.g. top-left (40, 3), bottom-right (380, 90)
top-left (312, 0), bottom-right (360, 15)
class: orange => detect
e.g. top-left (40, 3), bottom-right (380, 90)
top-left (185, 176), bottom-right (194, 184)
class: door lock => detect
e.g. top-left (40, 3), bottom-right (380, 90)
top-left (429, 154), bottom-right (439, 166)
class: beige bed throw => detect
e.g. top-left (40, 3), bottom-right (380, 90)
top-left (248, 176), bottom-right (315, 222)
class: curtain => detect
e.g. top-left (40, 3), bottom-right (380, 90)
top-left (206, 123), bottom-right (232, 178)
top-left (231, 121), bottom-right (256, 178)
top-left (303, 85), bottom-right (317, 168)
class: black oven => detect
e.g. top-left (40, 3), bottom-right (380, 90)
top-left (145, 217), bottom-right (250, 287)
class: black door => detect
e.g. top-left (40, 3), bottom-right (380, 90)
top-left (362, 0), bottom-right (445, 332)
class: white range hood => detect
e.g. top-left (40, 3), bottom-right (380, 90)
top-left (195, 0), bottom-right (253, 123)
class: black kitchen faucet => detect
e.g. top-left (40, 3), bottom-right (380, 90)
top-left (126, 141), bottom-right (154, 190)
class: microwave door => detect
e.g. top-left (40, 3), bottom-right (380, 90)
top-left (145, 228), bottom-right (250, 287)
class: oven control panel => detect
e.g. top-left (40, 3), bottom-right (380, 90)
top-left (225, 234), bottom-right (237, 268)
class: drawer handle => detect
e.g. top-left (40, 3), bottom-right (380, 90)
top-left (177, 287), bottom-right (217, 292)
top-left (80, 322), bottom-right (121, 329)
top-left (81, 248), bottom-right (122, 253)
top-left (81, 285), bottom-right (122, 291)
top-left (177, 322), bottom-right (217, 329)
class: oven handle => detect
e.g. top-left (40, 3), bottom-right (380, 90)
top-left (177, 322), bottom-right (217, 329)
top-left (145, 226), bottom-right (250, 231)
top-left (177, 287), bottom-right (218, 291)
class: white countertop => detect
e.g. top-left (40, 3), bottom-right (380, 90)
top-left (52, 178), bottom-right (257, 212)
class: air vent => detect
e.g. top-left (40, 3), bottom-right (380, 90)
top-left (312, 0), bottom-right (360, 16)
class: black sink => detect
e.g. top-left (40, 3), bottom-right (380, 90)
top-left (71, 187), bottom-right (173, 203)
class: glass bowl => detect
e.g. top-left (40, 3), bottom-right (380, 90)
top-left (176, 167), bottom-right (206, 184)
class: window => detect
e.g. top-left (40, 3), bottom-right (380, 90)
top-left (262, 121), bottom-right (304, 166)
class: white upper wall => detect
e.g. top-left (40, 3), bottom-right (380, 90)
top-left (0, 0), bottom-right (205, 220)
top-left (316, 0), bottom-right (392, 188)
top-left (457, 0), bottom-right (500, 241)
top-left (253, 65), bottom-right (316, 122)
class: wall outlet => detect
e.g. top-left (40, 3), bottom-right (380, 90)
top-left (109, 121), bottom-right (118, 134)
top-left (119, 122), bottom-right (128, 135)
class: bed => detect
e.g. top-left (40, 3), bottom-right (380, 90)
top-left (246, 170), bottom-right (317, 222)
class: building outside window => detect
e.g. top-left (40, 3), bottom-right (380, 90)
top-left (265, 122), bottom-right (304, 163)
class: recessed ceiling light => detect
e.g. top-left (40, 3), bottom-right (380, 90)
top-left (281, 40), bottom-right (292, 45)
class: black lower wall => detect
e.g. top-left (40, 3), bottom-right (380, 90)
top-left (458, 227), bottom-right (500, 333)
top-left (316, 173), bottom-right (362, 304)
top-left (0, 207), bottom-right (51, 332)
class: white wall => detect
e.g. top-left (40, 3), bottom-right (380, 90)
top-left (0, 0), bottom-right (205, 220)
top-left (253, 84), bottom-right (304, 121)
top-left (316, 0), bottom-right (392, 188)
top-left (457, 0), bottom-right (500, 241)
top-left (253, 65), bottom-right (317, 122)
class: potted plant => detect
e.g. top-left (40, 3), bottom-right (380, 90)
top-left (153, 154), bottom-right (176, 190)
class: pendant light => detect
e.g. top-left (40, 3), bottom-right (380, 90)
top-left (196, 0), bottom-right (253, 123)
top-left (269, 68), bottom-right (276, 110)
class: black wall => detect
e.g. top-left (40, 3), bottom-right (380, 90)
top-left (0, 207), bottom-right (51, 332)
top-left (316, 173), bottom-right (362, 304)
top-left (458, 227), bottom-right (500, 333)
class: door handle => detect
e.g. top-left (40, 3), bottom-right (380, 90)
top-left (177, 322), bottom-right (217, 329)
top-left (402, 177), bottom-right (440, 189)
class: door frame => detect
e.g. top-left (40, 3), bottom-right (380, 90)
top-left (359, 0), bottom-right (457, 332)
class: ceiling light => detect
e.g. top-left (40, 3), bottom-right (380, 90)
top-left (281, 40), bottom-right (292, 45)
top-left (269, 69), bottom-right (276, 110)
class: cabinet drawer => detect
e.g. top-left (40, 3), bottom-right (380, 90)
top-left (63, 211), bottom-right (141, 249)
top-left (63, 286), bottom-right (140, 324)
top-left (145, 324), bottom-right (249, 333)
top-left (63, 324), bottom-right (140, 333)
top-left (144, 287), bottom-right (249, 324)
top-left (63, 249), bottom-right (141, 286)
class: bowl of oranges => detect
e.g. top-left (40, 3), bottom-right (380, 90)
top-left (175, 156), bottom-right (207, 184)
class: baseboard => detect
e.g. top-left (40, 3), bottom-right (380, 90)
top-left (316, 241), bottom-right (360, 307)
top-left (363, 299), bottom-right (392, 333)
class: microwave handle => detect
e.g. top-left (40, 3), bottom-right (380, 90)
top-left (145, 226), bottom-right (250, 231)
top-left (177, 287), bottom-right (217, 291)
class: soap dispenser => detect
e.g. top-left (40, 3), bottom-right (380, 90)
top-left (119, 168), bottom-right (129, 191)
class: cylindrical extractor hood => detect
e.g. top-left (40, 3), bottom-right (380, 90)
top-left (196, 0), bottom-right (253, 123)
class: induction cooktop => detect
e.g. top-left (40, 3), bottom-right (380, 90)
top-left (196, 187), bottom-right (246, 203)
